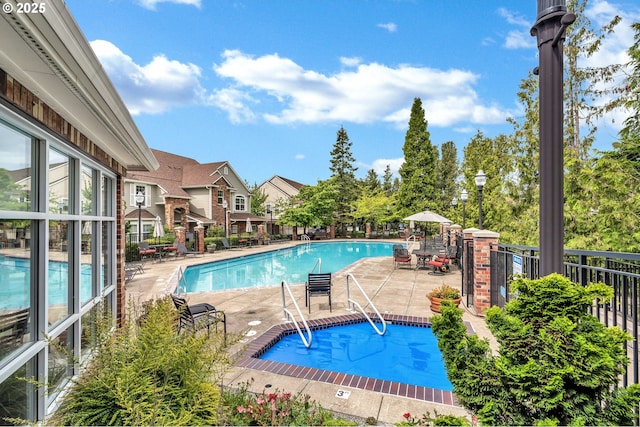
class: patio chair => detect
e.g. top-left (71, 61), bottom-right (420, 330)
top-left (176, 242), bottom-right (202, 257)
top-left (170, 294), bottom-right (226, 344)
top-left (124, 264), bottom-right (141, 283)
top-left (221, 237), bottom-right (240, 250)
top-left (138, 241), bottom-right (156, 260)
top-left (393, 247), bottom-right (412, 269)
top-left (305, 272), bottom-right (333, 313)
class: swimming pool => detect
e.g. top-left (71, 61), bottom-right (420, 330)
top-left (238, 313), bottom-right (459, 405)
top-left (182, 241), bottom-right (395, 293)
top-left (260, 321), bottom-right (453, 391)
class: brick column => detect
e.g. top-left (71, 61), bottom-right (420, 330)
top-left (365, 223), bottom-right (371, 238)
top-left (329, 224), bottom-right (335, 239)
top-left (472, 230), bottom-right (500, 315)
top-left (175, 226), bottom-right (185, 245)
top-left (195, 224), bottom-right (205, 253)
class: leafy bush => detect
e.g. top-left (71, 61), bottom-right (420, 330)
top-left (53, 298), bottom-right (227, 426)
top-left (426, 284), bottom-right (460, 299)
top-left (431, 273), bottom-right (640, 426)
top-left (396, 410), bottom-right (469, 426)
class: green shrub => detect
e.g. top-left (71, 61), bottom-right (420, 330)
top-left (53, 298), bottom-right (226, 426)
top-left (431, 273), bottom-right (640, 426)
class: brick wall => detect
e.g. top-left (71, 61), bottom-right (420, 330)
top-left (471, 230), bottom-right (500, 315)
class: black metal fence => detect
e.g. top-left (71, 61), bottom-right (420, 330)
top-left (490, 243), bottom-right (640, 387)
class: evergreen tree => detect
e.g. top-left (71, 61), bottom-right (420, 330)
top-left (361, 169), bottom-right (381, 193)
top-left (436, 141), bottom-right (459, 216)
top-left (382, 164), bottom-right (394, 196)
top-left (397, 98), bottom-right (438, 217)
top-left (328, 126), bottom-right (358, 235)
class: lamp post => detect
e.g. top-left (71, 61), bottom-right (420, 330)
top-left (222, 200), bottom-right (228, 238)
top-left (475, 170), bottom-right (486, 229)
top-left (460, 189), bottom-right (468, 229)
top-left (531, 0), bottom-right (574, 275)
top-left (266, 205), bottom-right (273, 235)
top-left (135, 192), bottom-right (144, 243)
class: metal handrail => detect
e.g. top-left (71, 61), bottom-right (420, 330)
top-left (406, 235), bottom-right (418, 251)
top-left (176, 265), bottom-right (188, 295)
top-left (310, 258), bottom-right (322, 273)
top-left (345, 273), bottom-right (387, 336)
top-left (280, 280), bottom-right (312, 348)
top-left (301, 234), bottom-right (310, 241)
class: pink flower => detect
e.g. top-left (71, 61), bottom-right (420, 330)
top-left (236, 406), bottom-right (246, 413)
top-left (404, 413), bottom-right (411, 419)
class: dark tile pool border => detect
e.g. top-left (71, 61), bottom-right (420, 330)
top-left (235, 312), bottom-right (466, 406)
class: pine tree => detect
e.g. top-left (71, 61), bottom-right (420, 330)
top-left (397, 98), bottom-right (438, 217)
top-left (382, 164), bottom-right (393, 196)
top-left (329, 126), bottom-right (358, 236)
top-left (361, 169), bottom-right (381, 193)
top-left (436, 141), bottom-right (458, 215)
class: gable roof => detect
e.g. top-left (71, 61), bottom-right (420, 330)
top-left (260, 175), bottom-right (306, 197)
top-left (127, 149), bottom-right (246, 197)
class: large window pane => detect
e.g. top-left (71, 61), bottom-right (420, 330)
top-left (101, 222), bottom-right (110, 290)
top-left (81, 221), bottom-right (93, 305)
top-left (48, 220), bottom-right (70, 327)
top-left (101, 175), bottom-right (112, 216)
top-left (0, 219), bottom-right (33, 363)
top-left (0, 122), bottom-right (31, 212)
top-left (0, 358), bottom-right (36, 424)
top-left (48, 149), bottom-right (70, 214)
top-left (47, 327), bottom-right (72, 405)
top-left (80, 165), bottom-right (93, 215)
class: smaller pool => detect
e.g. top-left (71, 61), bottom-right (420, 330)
top-left (260, 321), bottom-right (453, 391)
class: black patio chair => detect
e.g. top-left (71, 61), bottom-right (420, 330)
top-left (305, 272), bottom-right (333, 313)
top-left (170, 294), bottom-right (226, 344)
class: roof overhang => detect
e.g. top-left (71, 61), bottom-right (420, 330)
top-left (0, 1), bottom-right (158, 172)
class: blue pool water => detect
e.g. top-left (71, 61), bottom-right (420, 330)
top-left (182, 241), bottom-right (394, 293)
top-left (260, 322), bottom-right (453, 391)
top-left (0, 255), bottom-right (94, 309)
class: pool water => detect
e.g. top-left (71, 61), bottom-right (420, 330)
top-left (182, 241), bottom-right (394, 292)
top-left (260, 322), bottom-right (453, 391)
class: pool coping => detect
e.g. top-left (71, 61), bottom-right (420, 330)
top-left (235, 312), bottom-right (464, 407)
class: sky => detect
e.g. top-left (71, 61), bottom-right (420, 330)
top-left (64, 0), bottom-right (640, 186)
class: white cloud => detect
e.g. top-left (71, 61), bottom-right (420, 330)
top-left (212, 49), bottom-right (513, 127)
top-left (295, 154), bottom-right (305, 160)
top-left (377, 22), bottom-right (398, 33)
top-left (371, 158), bottom-right (404, 176)
top-left (90, 40), bottom-right (205, 115)
top-left (504, 30), bottom-right (536, 49)
top-left (340, 56), bottom-right (362, 67)
top-left (137, 0), bottom-right (201, 10)
top-left (497, 7), bottom-right (530, 27)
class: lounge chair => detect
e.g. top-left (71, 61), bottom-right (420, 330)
top-left (393, 246), bottom-right (412, 269)
top-left (176, 242), bottom-right (202, 257)
top-left (305, 273), bottom-right (333, 313)
top-left (170, 294), bottom-right (226, 344)
top-left (221, 237), bottom-right (240, 250)
top-left (138, 242), bottom-right (157, 260)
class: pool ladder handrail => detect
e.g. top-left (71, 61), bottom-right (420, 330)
top-left (406, 235), bottom-right (418, 252)
top-left (280, 280), bottom-right (313, 348)
top-left (345, 273), bottom-right (387, 336)
top-left (310, 257), bottom-right (322, 273)
top-left (176, 265), bottom-right (188, 295)
top-left (301, 234), bottom-right (311, 242)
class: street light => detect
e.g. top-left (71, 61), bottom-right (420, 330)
top-left (460, 189), bottom-right (468, 229)
top-left (475, 170), bottom-right (486, 229)
top-left (266, 204), bottom-right (273, 235)
top-left (135, 192), bottom-right (145, 243)
top-left (531, 0), bottom-right (574, 275)
top-left (222, 200), bottom-right (228, 238)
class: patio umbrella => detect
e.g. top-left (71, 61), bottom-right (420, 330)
top-left (245, 218), bottom-right (252, 233)
top-left (82, 221), bottom-right (92, 235)
top-left (403, 210), bottom-right (452, 224)
top-left (153, 216), bottom-right (164, 242)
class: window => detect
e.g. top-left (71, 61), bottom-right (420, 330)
top-left (217, 189), bottom-right (223, 204)
top-left (235, 195), bottom-right (245, 211)
top-left (0, 113), bottom-right (117, 422)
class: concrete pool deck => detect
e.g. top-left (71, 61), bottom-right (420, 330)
top-left (126, 239), bottom-right (493, 424)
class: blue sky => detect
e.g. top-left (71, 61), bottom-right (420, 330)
top-left (65, 0), bottom-right (640, 186)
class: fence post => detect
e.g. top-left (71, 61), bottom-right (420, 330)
top-left (175, 226), bottom-right (186, 245)
top-left (473, 230), bottom-right (500, 315)
top-left (462, 228), bottom-right (479, 304)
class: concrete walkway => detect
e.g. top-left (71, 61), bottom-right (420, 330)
top-left (126, 240), bottom-right (492, 424)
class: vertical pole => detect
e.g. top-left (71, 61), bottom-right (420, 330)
top-left (462, 202), bottom-right (466, 229)
top-left (531, 1), bottom-right (574, 276)
top-left (137, 203), bottom-right (142, 243)
top-left (477, 187), bottom-right (483, 230)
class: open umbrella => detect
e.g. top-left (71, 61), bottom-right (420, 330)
top-left (245, 218), bottom-right (253, 234)
top-left (153, 216), bottom-right (164, 242)
top-left (403, 210), bottom-right (452, 224)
